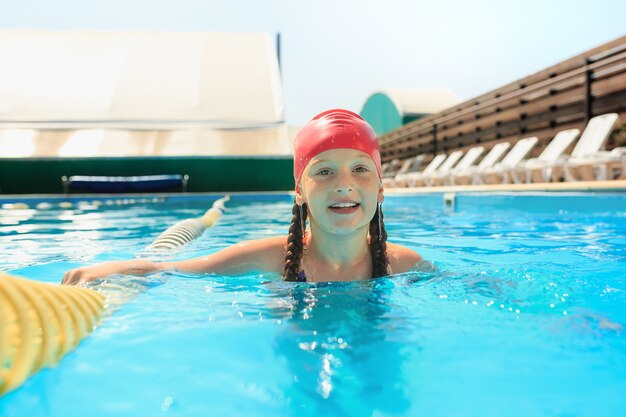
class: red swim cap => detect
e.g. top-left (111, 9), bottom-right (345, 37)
top-left (293, 109), bottom-right (382, 191)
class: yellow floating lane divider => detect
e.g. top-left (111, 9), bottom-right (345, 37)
top-left (0, 272), bottom-right (105, 396)
top-left (149, 195), bottom-right (230, 250)
top-left (0, 195), bottom-right (231, 396)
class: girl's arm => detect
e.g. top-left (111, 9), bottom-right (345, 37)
top-left (62, 236), bottom-right (287, 285)
top-left (386, 242), bottom-right (423, 274)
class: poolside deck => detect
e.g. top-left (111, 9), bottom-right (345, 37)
top-left (387, 179), bottom-right (626, 194)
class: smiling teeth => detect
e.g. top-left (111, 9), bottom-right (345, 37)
top-left (330, 202), bottom-right (357, 208)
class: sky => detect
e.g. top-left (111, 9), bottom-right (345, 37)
top-left (1, 0), bottom-right (625, 125)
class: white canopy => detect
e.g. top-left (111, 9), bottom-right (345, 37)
top-left (0, 30), bottom-right (284, 128)
top-left (0, 126), bottom-right (297, 157)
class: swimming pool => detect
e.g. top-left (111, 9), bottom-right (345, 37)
top-left (1, 192), bottom-right (625, 417)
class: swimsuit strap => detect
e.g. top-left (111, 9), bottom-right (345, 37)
top-left (296, 269), bottom-right (307, 282)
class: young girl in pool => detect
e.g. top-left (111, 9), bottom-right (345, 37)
top-left (62, 109), bottom-right (422, 285)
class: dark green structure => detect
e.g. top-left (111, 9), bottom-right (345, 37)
top-left (0, 156), bottom-right (295, 194)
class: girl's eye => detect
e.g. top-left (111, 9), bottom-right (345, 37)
top-left (317, 169), bottom-right (332, 176)
top-left (355, 166), bottom-right (369, 173)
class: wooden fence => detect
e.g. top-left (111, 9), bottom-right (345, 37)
top-left (379, 35), bottom-right (626, 163)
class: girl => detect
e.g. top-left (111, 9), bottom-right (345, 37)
top-left (62, 109), bottom-right (422, 285)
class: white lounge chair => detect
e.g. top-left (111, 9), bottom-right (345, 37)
top-left (511, 129), bottom-right (581, 183)
top-left (383, 155), bottom-right (425, 188)
top-left (478, 137), bottom-right (539, 184)
top-left (402, 154), bottom-right (446, 187)
top-left (450, 142), bottom-right (511, 185)
top-left (590, 147), bottom-right (626, 180)
top-left (380, 161), bottom-right (391, 176)
top-left (421, 150), bottom-right (464, 187)
top-left (563, 114), bottom-right (623, 181)
top-left (558, 113), bottom-right (620, 181)
top-left (430, 146), bottom-right (485, 186)
top-left (382, 159), bottom-right (402, 178)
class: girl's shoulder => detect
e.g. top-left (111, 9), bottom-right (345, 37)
top-left (386, 242), bottom-right (423, 274)
top-left (235, 235), bottom-right (288, 252)
top-left (233, 235), bottom-right (288, 269)
top-left (251, 236), bottom-right (292, 274)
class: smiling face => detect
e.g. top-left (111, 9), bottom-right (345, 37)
top-left (297, 148), bottom-right (383, 234)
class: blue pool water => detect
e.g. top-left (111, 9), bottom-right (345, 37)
top-left (1, 193), bottom-right (625, 417)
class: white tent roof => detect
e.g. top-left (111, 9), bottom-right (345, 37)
top-left (377, 87), bottom-right (461, 115)
top-left (0, 126), bottom-right (296, 157)
top-left (0, 30), bottom-right (284, 128)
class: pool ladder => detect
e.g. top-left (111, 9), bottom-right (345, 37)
top-left (443, 192), bottom-right (456, 209)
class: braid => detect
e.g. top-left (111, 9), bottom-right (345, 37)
top-left (284, 201), bottom-right (307, 281)
top-left (369, 204), bottom-right (389, 278)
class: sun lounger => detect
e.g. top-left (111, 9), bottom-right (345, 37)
top-left (383, 155), bottom-right (425, 187)
top-left (561, 114), bottom-right (623, 181)
top-left (594, 146), bottom-right (626, 180)
top-left (401, 154), bottom-right (446, 187)
top-left (450, 142), bottom-right (511, 185)
top-left (421, 150), bottom-right (464, 187)
top-left (478, 137), bottom-right (538, 184)
top-left (382, 159), bottom-right (402, 178)
top-left (430, 146), bottom-right (485, 186)
top-left (380, 161), bottom-right (391, 177)
top-left (556, 113), bottom-right (620, 181)
top-left (511, 129), bottom-right (580, 183)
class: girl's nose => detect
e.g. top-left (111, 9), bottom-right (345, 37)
top-left (335, 184), bottom-right (353, 193)
top-left (335, 170), bottom-right (354, 193)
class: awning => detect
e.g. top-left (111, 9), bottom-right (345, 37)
top-left (0, 30), bottom-right (284, 129)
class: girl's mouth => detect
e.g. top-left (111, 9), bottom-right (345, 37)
top-left (328, 202), bottom-right (360, 214)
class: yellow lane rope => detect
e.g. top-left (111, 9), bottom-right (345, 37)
top-left (0, 195), bottom-right (230, 397)
top-left (149, 195), bottom-right (230, 250)
top-left (0, 272), bottom-right (105, 396)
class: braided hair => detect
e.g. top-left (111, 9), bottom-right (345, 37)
top-left (369, 203), bottom-right (389, 278)
top-left (284, 202), bottom-right (308, 281)
top-left (283, 200), bottom-right (389, 281)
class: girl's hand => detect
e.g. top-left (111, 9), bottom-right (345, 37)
top-left (61, 260), bottom-right (158, 285)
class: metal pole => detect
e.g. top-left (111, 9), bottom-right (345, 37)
top-left (61, 176), bottom-right (69, 195)
top-left (584, 58), bottom-right (592, 124)
top-left (276, 32), bottom-right (282, 74)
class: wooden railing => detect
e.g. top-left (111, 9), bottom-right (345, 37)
top-left (379, 35), bottom-right (626, 163)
